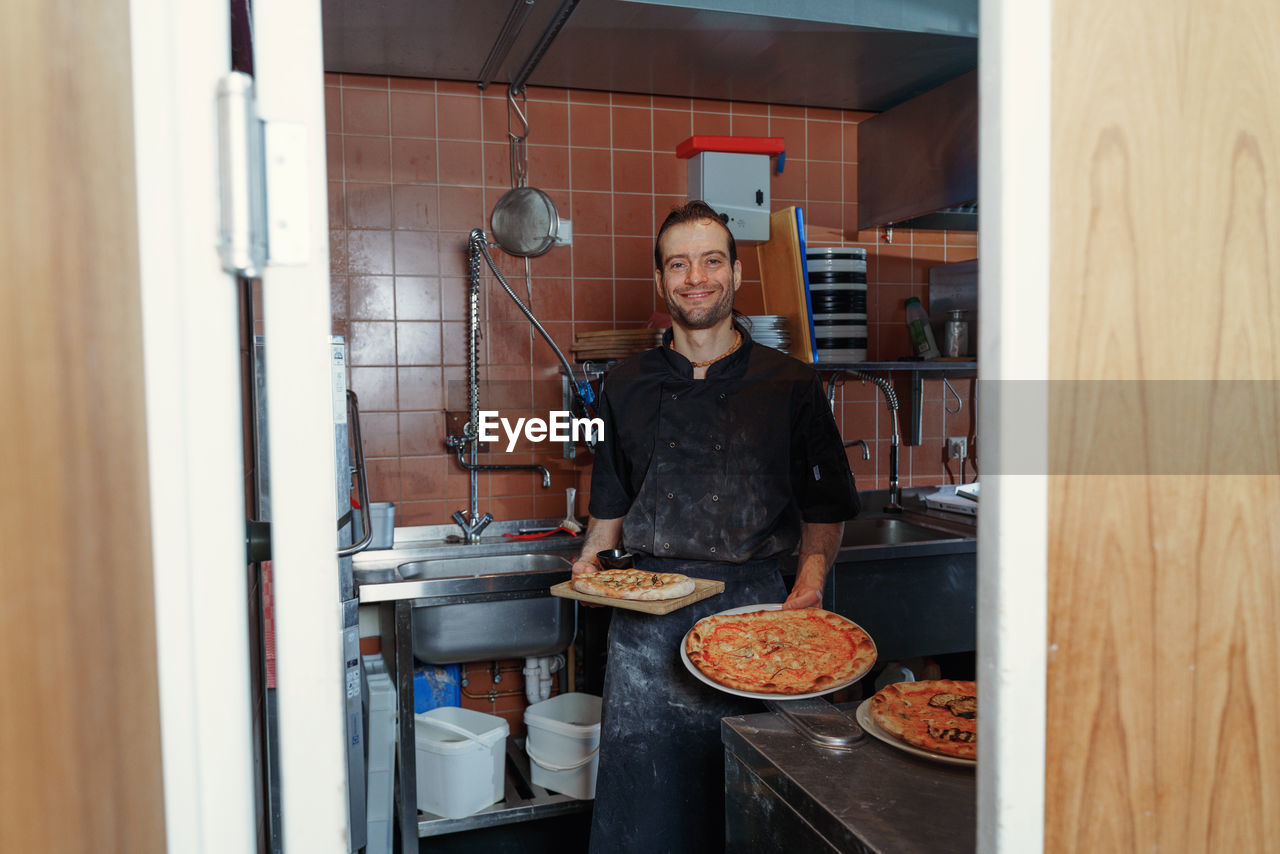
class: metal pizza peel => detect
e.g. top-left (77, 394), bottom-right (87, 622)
top-left (764, 697), bottom-right (867, 750)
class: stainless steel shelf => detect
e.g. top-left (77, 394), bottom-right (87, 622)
top-left (416, 740), bottom-right (589, 838)
top-left (819, 361), bottom-right (978, 446)
top-left (559, 360), bottom-right (980, 450)
top-left (816, 360), bottom-right (977, 373)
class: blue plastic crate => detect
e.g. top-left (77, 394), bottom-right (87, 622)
top-left (413, 663), bottom-right (461, 714)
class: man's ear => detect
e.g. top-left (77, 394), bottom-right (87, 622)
top-left (732, 259), bottom-right (742, 292)
top-left (654, 268), bottom-right (664, 299)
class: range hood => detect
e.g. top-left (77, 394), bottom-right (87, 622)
top-left (857, 69), bottom-right (978, 230)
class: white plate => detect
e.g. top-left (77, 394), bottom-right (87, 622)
top-left (679, 604), bottom-right (875, 701)
top-left (854, 697), bottom-right (977, 768)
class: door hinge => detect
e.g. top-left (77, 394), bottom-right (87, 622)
top-left (217, 71), bottom-right (268, 278)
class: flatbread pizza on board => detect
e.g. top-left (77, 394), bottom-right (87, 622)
top-left (572, 568), bottom-right (697, 601)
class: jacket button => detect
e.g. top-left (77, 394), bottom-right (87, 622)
top-left (663, 542), bottom-right (670, 550)
top-left (671, 394), bottom-right (678, 400)
top-left (719, 393), bottom-right (725, 400)
top-left (669, 441), bottom-right (676, 448)
top-left (666, 492), bottom-right (674, 499)
top-left (714, 444), bottom-right (721, 451)
top-left (709, 547), bottom-right (717, 554)
top-left (711, 495), bottom-right (719, 502)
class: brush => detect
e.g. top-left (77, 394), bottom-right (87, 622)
top-left (560, 487), bottom-right (583, 535)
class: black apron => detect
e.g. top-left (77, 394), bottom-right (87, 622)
top-left (588, 555), bottom-right (788, 854)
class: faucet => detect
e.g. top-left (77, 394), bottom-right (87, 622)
top-left (828, 371), bottom-right (904, 513)
top-left (447, 230), bottom-right (552, 544)
top-left (844, 438), bottom-right (871, 460)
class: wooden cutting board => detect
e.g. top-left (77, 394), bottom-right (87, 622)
top-left (571, 348), bottom-right (653, 360)
top-left (756, 206), bottom-right (815, 363)
top-left (574, 328), bottom-right (663, 339)
top-left (550, 577), bottom-right (726, 614)
top-left (571, 328), bottom-right (664, 361)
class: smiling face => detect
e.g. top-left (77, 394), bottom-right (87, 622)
top-left (654, 218), bottom-right (742, 331)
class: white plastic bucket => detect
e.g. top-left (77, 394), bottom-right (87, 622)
top-left (523, 693), bottom-right (602, 800)
top-left (414, 707), bottom-right (508, 819)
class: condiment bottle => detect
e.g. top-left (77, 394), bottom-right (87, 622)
top-left (943, 309), bottom-right (970, 357)
top-left (904, 296), bottom-right (940, 359)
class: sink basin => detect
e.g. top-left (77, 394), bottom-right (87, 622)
top-left (841, 517), bottom-right (962, 547)
top-left (399, 553), bottom-right (574, 663)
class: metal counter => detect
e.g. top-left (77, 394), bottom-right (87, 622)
top-left (354, 498), bottom-right (975, 851)
top-left (722, 706), bottom-right (976, 853)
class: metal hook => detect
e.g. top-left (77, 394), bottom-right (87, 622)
top-left (943, 377), bottom-right (962, 414)
top-left (506, 86), bottom-right (530, 188)
top-left (506, 86), bottom-right (530, 141)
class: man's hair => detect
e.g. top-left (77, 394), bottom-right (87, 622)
top-left (653, 200), bottom-right (738, 271)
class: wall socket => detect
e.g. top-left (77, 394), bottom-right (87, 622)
top-left (947, 436), bottom-right (968, 460)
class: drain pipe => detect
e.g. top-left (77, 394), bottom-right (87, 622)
top-left (523, 654), bottom-right (565, 704)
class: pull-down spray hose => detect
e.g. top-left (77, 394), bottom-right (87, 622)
top-left (468, 229), bottom-right (596, 417)
top-left (827, 369), bottom-right (904, 513)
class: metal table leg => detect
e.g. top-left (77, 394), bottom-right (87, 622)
top-left (393, 600), bottom-right (417, 854)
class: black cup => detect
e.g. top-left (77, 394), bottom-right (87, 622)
top-left (597, 548), bottom-right (635, 569)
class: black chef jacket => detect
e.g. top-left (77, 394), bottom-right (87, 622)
top-left (587, 322), bottom-right (859, 562)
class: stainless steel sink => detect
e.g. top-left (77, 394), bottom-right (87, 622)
top-left (398, 553), bottom-right (574, 663)
top-left (841, 516), bottom-right (964, 547)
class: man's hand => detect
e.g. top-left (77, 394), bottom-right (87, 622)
top-left (571, 515), bottom-right (625, 598)
top-left (782, 581), bottom-right (823, 610)
top-left (572, 555), bottom-right (600, 577)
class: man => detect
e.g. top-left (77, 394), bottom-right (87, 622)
top-left (573, 201), bottom-right (860, 853)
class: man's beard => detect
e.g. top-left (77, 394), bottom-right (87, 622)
top-left (662, 284), bottom-right (734, 330)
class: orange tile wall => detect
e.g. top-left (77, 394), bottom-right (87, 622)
top-left (325, 74), bottom-right (979, 526)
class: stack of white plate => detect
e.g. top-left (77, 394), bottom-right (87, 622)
top-left (806, 247), bottom-right (867, 363)
top-left (745, 315), bottom-right (790, 355)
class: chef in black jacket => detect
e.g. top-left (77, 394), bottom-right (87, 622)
top-left (573, 200), bottom-right (860, 853)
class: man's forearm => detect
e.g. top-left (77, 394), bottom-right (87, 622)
top-left (785, 521), bottom-right (844, 608)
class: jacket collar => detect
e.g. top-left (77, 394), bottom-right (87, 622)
top-left (658, 319), bottom-right (754, 379)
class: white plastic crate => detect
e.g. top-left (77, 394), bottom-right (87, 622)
top-left (364, 668), bottom-right (396, 854)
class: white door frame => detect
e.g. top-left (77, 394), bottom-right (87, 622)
top-left (130, 0), bottom-right (258, 850)
top-left (977, 0), bottom-right (1051, 851)
top-left (133, 0), bottom-right (348, 850)
top-left (252, 0), bottom-right (353, 849)
top-left (132, 0), bottom-right (1051, 850)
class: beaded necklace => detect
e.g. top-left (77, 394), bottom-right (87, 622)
top-left (672, 329), bottom-right (742, 369)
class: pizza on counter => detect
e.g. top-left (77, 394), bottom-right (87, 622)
top-left (572, 568), bottom-right (697, 601)
top-left (868, 679), bottom-right (977, 760)
top-left (684, 608), bottom-right (876, 695)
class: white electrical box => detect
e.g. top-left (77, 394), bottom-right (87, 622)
top-left (687, 151), bottom-right (771, 242)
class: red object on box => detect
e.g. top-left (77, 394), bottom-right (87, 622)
top-left (675, 135), bottom-right (786, 159)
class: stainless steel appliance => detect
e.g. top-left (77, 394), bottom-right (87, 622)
top-left (252, 334), bottom-right (370, 853)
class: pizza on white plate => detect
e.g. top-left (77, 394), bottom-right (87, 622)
top-left (684, 608), bottom-right (876, 695)
top-left (868, 679), bottom-right (977, 759)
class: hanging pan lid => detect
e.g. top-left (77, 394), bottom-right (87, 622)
top-left (491, 186), bottom-right (560, 257)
